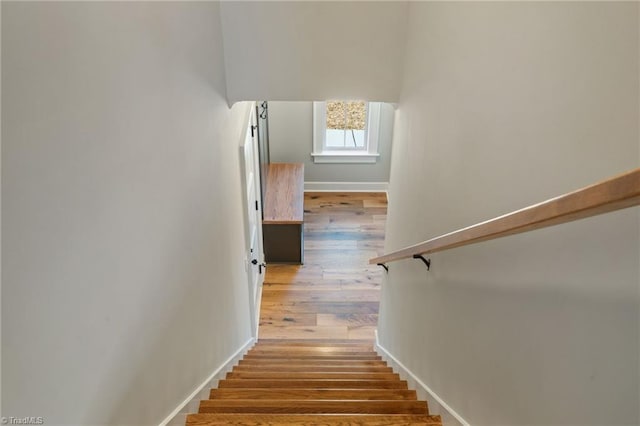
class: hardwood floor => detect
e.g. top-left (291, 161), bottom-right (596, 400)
top-left (259, 192), bottom-right (387, 340)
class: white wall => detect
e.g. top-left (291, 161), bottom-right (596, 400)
top-left (2, 3), bottom-right (253, 425)
top-left (268, 102), bottom-right (394, 184)
top-left (0, 2), bottom-right (3, 416)
top-left (379, 2), bottom-right (639, 425)
top-left (219, 1), bottom-right (408, 104)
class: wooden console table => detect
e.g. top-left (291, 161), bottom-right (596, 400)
top-left (262, 163), bottom-right (304, 264)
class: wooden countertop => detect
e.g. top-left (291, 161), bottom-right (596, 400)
top-left (263, 163), bottom-right (304, 224)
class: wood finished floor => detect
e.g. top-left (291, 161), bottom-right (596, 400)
top-left (259, 192), bottom-right (387, 340)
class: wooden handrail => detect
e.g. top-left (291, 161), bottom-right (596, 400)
top-left (370, 168), bottom-right (640, 265)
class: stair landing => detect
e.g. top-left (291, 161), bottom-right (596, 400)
top-left (260, 192), bottom-right (388, 340)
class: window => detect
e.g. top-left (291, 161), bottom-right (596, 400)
top-left (312, 101), bottom-right (382, 163)
top-left (325, 101), bottom-right (367, 150)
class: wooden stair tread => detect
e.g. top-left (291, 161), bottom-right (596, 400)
top-left (232, 365), bottom-right (393, 373)
top-left (209, 389), bottom-right (418, 400)
top-left (239, 355), bottom-right (382, 358)
top-left (242, 355), bottom-right (382, 360)
top-left (255, 341), bottom-right (377, 343)
top-left (246, 348), bottom-right (376, 352)
top-left (199, 399), bottom-right (428, 414)
top-left (248, 347), bottom-right (374, 352)
top-left (239, 359), bottom-right (388, 366)
top-left (245, 349), bottom-right (379, 352)
top-left (185, 341), bottom-right (440, 426)
top-left (227, 372), bottom-right (399, 380)
top-left (247, 350), bottom-right (375, 355)
top-left (218, 379), bottom-right (409, 389)
top-left (256, 339), bottom-right (374, 345)
top-left (186, 413), bottom-right (442, 426)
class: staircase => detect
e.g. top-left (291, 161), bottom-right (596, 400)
top-left (186, 340), bottom-right (442, 425)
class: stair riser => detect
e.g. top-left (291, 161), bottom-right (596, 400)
top-left (248, 347), bottom-right (374, 353)
top-left (255, 340), bottom-right (374, 346)
top-left (218, 380), bottom-right (409, 389)
top-left (208, 389), bottom-right (418, 400)
top-left (198, 400), bottom-right (428, 415)
top-left (186, 413), bottom-right (443, 426)
top-left (238, 359), bottom-right (388, 366)
top-left (247, 351), bottom-right (377, 357)
top-left (226, 372), bottom-right (400, 380)
top-left (232, 366), bottom-right (393, 373)
top-left (242, 355), bottom-right (382, 361)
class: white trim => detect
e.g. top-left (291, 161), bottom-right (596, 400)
top-left (158, 337), bottom-right (255, 426)
top-left (312, 101), bottom-right (326, 154)
top-left (304, 181), bottom-right (389, 192)
top-left (310, 152), bottom-right (380, 164)
top-left (254, 282), bottom-right (263, 340)
top-left (375, 330), bottom-right (471, 426)
top-left (366, 102), bottom-right (381, 155)
top-left (312, 101), bottom-right (382, 164)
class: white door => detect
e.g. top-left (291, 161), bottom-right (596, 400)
top-left (242, 107), bottom-right (265, 337)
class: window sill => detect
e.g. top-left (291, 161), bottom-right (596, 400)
top-left (311, 152), bottom-right (380, 164)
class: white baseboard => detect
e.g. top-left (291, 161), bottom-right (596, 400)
top-left (159, 337), bottom-right (255, 426)
top-left (374, 330), bottom-right (470, 426)
top-left (304, 181), bottom-right (388, 192)
top-left (254, 283), bottom-right (263, 340)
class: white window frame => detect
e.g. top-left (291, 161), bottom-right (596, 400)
top-left (311, 101), bottom-right (382, 164)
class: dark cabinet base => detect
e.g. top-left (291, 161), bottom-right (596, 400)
top-left (263, 224), bottom-right (304, 264)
